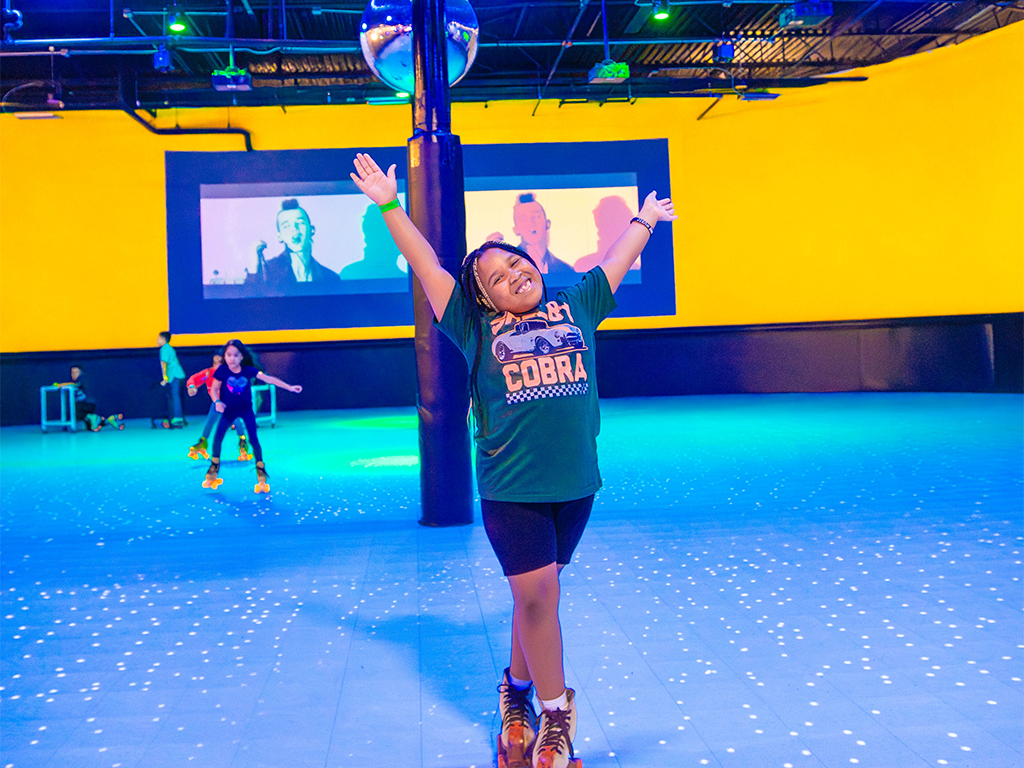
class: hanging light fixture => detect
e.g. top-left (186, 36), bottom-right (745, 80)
top-left (652, 0), bottom-right (670, 21)
top-left (167, 6), bottom-right (187, 35)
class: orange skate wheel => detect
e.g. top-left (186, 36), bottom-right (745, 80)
top-left (534, 752), bottom-right (582, 768)
top-left (497, 733), bottom-right (532, 768)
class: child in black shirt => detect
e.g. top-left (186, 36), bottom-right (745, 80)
top-left (202, 339), bottom-right (302, 493)
top-left (68, 365), bottom-right (124, 431)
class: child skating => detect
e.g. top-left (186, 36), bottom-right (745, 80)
top-left (186, 352), bottom-right (253, 461)
top-left (351, 152), bottom-right (675, 768)
top-left (202, 340), bottom-right (302, 493)
top-left (156, 331), bottom-right (187, 428)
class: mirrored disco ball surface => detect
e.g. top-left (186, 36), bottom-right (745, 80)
top-left (360, 0), bottom-right (479, 93)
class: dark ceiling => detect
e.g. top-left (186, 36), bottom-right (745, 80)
top-left (1, 0), bottom-right (1021, 111)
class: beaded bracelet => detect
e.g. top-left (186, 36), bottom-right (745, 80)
top-left (378, 199), bottom-right (401, 213)
top-left (631, 216), bottom-right (653, 235)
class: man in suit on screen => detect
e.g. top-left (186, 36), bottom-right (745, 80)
top-left (244, 198), bottom-right (341, 295)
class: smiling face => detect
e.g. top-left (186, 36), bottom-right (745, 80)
top-left (476, 247), bottom-right (544, 315)
top-left (223, 345), bottom-right (244, 370)
top-left (276, 208), bottom-right (313, 253)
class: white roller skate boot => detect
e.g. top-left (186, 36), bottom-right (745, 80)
top-left (533, 688), bottom-right (581, 768)
top-left (497, 668), bottom-right (537, 768)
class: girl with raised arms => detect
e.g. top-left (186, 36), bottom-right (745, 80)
top-left (202, 339), bottom-right (302, 494)
top-left (351, 152), bottom-right (675, 768)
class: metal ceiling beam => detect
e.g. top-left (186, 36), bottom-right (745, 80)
top-left (4, 24), bottom-right (997, 56)
top-left (533, 0), bottom-right (593, 113)
top-left (791, 0), bottom-right (883, 65)
top-left (0, 36), bottom-right (361, 54)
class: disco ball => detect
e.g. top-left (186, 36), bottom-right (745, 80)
top-left (359, 0), bottom-right (479, 94)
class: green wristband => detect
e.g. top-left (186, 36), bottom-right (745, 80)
top-left (378, 199), bottom-right (401, 213)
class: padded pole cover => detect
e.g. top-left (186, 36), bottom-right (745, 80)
top-left (408, 0), bottom-right (473, 527)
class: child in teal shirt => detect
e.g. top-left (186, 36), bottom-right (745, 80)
top-left (352, 152), bottom-right (675, 768)
top-left (157, 331), bottom-right (187, 428)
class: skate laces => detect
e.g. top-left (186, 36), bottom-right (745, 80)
top-left (537, 706), bottom-right (574, 758)
top-left (498, 681), bottom-right (535, 730)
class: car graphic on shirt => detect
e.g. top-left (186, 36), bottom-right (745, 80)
top-left (492, 319), bottom-right (585, 362)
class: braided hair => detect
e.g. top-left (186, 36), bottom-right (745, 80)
top-left (457, 241), bottom-right (547, 439)
top-left (457, 241), bottom-right (547, 315)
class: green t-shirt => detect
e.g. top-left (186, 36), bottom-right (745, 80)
top-left (436, 267), bottom-right (617, 503)
top-left (160, 343), bottom-right (186, 381)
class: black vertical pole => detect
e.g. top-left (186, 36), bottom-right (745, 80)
top-left (408, 0), bottom-right (474, 526)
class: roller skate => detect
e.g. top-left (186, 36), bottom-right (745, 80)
top-left (105, 414), bottom-right (125, 431)
top-left (202, 458), bottom-right (223, 489)
top-left (188, 436), bottom-right (209, 460)
top-left (497, 668), bottom-right (537, 768)
top-left (533, 688), bottom-right (581, 768)
top-left (254, 461), bottom-right (270, 494)
top-left (85, 413), bottom-right (102, 432)
top-left (237, 436), bottom-right (253, 462)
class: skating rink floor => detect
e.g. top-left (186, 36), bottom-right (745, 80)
top-left (1, 392), bottom-right (1021, 768)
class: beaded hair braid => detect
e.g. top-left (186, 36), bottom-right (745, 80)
top-left (457, 241), bottom-right (545, 438)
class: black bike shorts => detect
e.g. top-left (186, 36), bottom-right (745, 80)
top-left (481, 495), bottom-right (595, 577)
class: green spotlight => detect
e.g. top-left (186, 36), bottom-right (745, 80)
top-left (395, 91), bottom-right (410, 99)
top-left (652, 0), bottom-right (670, 20)
top-left (168, 11), bottom-right (187, 34)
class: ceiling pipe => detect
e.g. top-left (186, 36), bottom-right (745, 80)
top-left (629, 0), bottom-right (970, 4)
top-left (3, 2), bottom-right (23, 43)
top-left (532, 0), bottom-right (591, 115)
top-left (1, 25), bottom-right (987, 57)
top-left (226, 0), bottom-right (235, 40)
top-left (113, 65), bottom-right (253, 148)
top-left (122, 105), bottom-right (254, 151)
top-left (0, 36), bottom-right (362, 55)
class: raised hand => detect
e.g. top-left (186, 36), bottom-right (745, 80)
top-left (638, 190), bottom-right (677, 225)
top-left (350, 153), bottom-right (398, 206)
top-left (247, 240), bottom-right (267, 274)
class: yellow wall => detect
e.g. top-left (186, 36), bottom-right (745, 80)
top-left (1, 24), bottom-right (1021, 353)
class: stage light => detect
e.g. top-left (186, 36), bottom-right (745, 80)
top-left (154, 44), bottom-right (172, 70)
top-left (714, 41), bottom-right (735, 63)
top-left (394, 91), bottom-right (411, 98)
top-left (167, 11), bottom-right (187, 34)
top-left (652, 0), bottom-right (670, 21)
